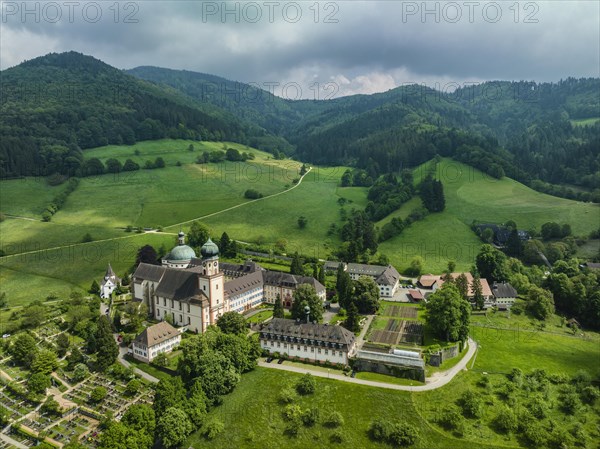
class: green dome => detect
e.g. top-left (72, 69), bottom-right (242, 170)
top-left (167, 244), bottom-right (196, 261)
top-left (200, 238), bottom-right (219, 258)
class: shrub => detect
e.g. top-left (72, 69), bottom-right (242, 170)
top-left (285, 418), bottom-right (301, 437)
top-left (279, 387), bottom-right (296, 404)
top-left (492, 406), bottom-right (517, 433)
top-left (388, 423), bottom-right (419, 447)
top-left (282, 404), bottom-right (302, 422)
top-left (437, 405), bottom-right (464, 433)
top-left (244, 189), bottom-right (263, 199)
top-left (526, 396), bottom-right (548, 419)
top-left (522, 422), bottom-right (548, 447)
top-left (90, 386), bottom-right (107, 403)
top-left (125, 379), bottom-right (141, 396)
top-left (580, 386), bottom-right (599, 404)
top-left (295, 373), bottom-right (316, 395)
top-left (323, 411), bottom-right (344, 428)
top-left (301, 407), bottom-right (320, 427)
top-left (330, 429), bottom-right (344, 443)
top-left (559, 392), bottom-right (581, 414)
top-left (368, 419), bottom-right (418, 446)
top-left (203, 419), bottom-right (224, 440)
top-left (458, 390), bottom-right (482, 418)
top-left (369, 418), bottom-right (392, 441)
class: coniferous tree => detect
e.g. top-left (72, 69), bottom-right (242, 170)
top-left (472, 274), bottom-right (485, 310)
top-left (336, 264), bottom-right (352, 309)
top-left (273, 294), bottom-right (284, 319)
top-left (455, 273), bottom-right (470, 302)
top-left (343, 302), bottom-right (360, 333)
top-left (94, 315), bottom-right (118, 371)
top-left (318, 265), bottom-right (325, 284)
top-left (290, 252), bottom-right (304, 275)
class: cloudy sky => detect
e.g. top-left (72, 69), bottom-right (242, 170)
top-left (1, 1), bottom-right (598, 98)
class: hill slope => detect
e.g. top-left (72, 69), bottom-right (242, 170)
top-left (0, 52), bottom-right (283, 178)
top-left (378, 158), bottom-right (600, 273)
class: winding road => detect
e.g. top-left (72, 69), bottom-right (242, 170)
top-left (258, 337), bottom-right (478, 392)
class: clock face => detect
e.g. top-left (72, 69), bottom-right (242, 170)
top-left (214, 262), bottom-right (217, 267)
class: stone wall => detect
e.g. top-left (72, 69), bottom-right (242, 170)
top-left (427, 343), bottom-right (460, 367)
top-left (352, 359), bottom-right (426, 383)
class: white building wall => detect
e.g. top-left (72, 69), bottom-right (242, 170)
top-left (229, 286), bottom-right (263, 313)
top-left (153, 296), bottom-right (204, 334)
top-left (260, 339), bottom-right (350, 365)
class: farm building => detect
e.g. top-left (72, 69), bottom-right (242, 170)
top-left (407, 289), bottom-right (424, 302)
top-left (491, 282), bottom-right (517, 309)
top-left (324, 261), bottom-right (401, 298)
top-left (417, 274), bottom-right (438, 289)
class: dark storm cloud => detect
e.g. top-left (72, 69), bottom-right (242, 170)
top-left (1, 1), bottom-right (598, 96)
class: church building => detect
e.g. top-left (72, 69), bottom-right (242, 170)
top-left (131, 233), bottom-right (325, 333)
top-left (100, 263), bottom-right (120, 299)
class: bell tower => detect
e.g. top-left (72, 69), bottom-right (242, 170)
top-left (197, 238), bottom-right (226, 326)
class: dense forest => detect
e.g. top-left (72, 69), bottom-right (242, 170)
top-left (1, 53), bottom-right (598, 203)
top-left (114, 67), bottom-right (600, 203)
top-left (0, 52), bottom-right (285, 178)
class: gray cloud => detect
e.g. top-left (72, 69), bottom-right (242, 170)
top-left (1, 1), bottom-right (598, 97)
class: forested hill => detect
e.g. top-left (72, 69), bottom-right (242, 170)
top-left (0, 52), bottom-right (286, 178)
top-left (126, 66), bottom-right (304, 138)
top-left (128, 65), bottom-right (599, 197)
top-left (2, 52), bottom-right (598, 200)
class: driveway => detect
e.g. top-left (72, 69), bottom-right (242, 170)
top-left (116, 342), bottom-right (159, 383)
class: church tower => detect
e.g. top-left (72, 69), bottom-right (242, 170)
top-left (197, 238), bottom-right (226, 330)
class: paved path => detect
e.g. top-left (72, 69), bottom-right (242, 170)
top-left (356, 315), bottom-right (374, 348)
top-left (0, 432), bottom-right (27, 449)
top-left (258, 337), bottom-right (477, 392)
top-left (116, 345), bottom-right (160, 384)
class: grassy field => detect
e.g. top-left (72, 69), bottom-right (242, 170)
top-left (198, 168), bottom-right (368, 259)
top-left (379, 158), bottom-right (599, 273)
top-left (185, 367), bottom-right (493, 449)
top-left (2, 143), bottom-right (597, 307)
top-left (185, 318), bottom-right (600, 449)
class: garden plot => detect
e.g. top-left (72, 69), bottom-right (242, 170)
top-left (383, 305), bottom-right (419, 320)
top-left (370, 319), bottom-right (424, 345)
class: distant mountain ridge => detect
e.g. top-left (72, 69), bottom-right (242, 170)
top-left (1, 52), bottom-right (598, 201)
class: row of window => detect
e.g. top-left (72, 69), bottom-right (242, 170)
top-left (156, 309), bottom-right (192, 325)
top-left (265, 340), bottom-right (344, 356)
top-left (262, 335), bottom-right (344, 349)
top-left (156, 297), bottom-right (192, 313)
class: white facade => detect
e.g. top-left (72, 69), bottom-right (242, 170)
top-left (260, 319), bottom-right (357, 366)
top-left (260, 339), bottom-right (351, 365)
top-left (131, 322), bottom-right (181, 363)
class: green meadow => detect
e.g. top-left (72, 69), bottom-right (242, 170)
top-left (185, 321), bottom-right (600, 449)
top-left (379, 159), bottom-right (599, 273)
top-left (1, 143), bottom-right (598, 306)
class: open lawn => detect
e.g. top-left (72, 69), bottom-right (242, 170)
top-left (0, 232), bottom-right (175, 306)
top-left (2, 146), bottom-right (597, 308)
top-left (190, 321), bottom-right (600, 449)
top-left (185, 367), bottom-right (494, 449)
top-left (200, 168), bottom-right (367, 259)
top-left (379, 159), bottom-right (599, 273)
